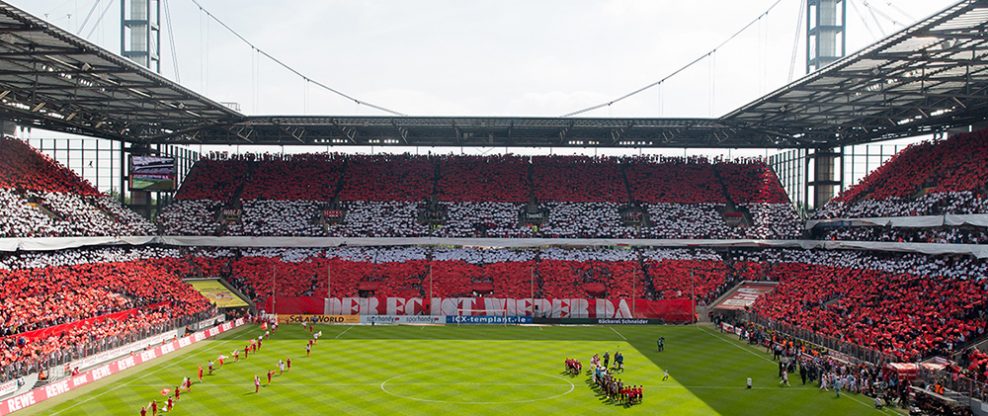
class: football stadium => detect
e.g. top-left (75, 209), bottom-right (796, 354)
top-left (0, 0), bottom-right (987, 415)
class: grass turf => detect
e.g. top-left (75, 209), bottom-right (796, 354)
top-left (20, 324), bottom-right (899, 416)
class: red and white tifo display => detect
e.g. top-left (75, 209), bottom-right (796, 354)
top-left (0, 319), bottom-right (245, 416)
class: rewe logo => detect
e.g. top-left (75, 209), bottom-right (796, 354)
top-left (91, 366), bottom-right (112, 380)
top-left (117, 357), bottom-right (136, 371)
top-left (5, 393), bottom-right (36, 411)
top-left (44, 381), bottom-right (69, 398)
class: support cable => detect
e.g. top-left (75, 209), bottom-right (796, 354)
top-left (560, 0), bottom-right (784, 117)
top-left (163, 0), bottom-right (181, 83)
top-left (188, 0), bottom-right (405, 116)
top-left (84, 0), bottom-right (114, 40)
top-left (788, 0), bottom-right (806, 81)
top-left (76, 0), bottom-right (100, 35)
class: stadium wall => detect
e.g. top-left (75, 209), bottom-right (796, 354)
top-left (806, 213), bottom-right (988, 229)
top-left (3, 236), bottom-right (988, 258)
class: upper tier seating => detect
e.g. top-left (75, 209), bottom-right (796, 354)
top-left (159, 153), bottom-right (802, 239)
top-left (338, 155), bottom-right (433, 202)
top-left (438, 155), bottom-right (530, 203)
top-left (0, 138), bottom-right (156, 237)
top-left (817, 128), bottom-right (988, 219)
top-left (531, 156), bottom-right (627, 203)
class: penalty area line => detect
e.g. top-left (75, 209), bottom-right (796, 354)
top-left (697, 326), bottom-right (894, 413)
top-left (609, 326), bottom-right (628, 341)
top-left (334, 326), bottom-right (355, 339)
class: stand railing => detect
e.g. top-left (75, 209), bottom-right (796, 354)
top-left (743, 312), bottom-right (897, 365)
top-left (0, 308), bottom-right (217, 384)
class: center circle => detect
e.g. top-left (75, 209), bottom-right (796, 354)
top-left (380, 369), bottom-right (575, 404)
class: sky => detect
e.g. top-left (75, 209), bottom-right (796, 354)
top-left (8, 0), bottom-right (952, 120)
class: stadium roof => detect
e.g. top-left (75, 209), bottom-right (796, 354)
top-left (0, 0), bottom-right (986, 148)
top-left (0, 2), bottom-right (241, 141)
top-left (725, 0), bottom-right (988, 146)
top-left (186, 116), bottom-right (799, 149)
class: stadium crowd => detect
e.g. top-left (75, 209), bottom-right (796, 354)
top-left (156, 153), bottom-right (801, 239)
top-left (727, 320), bottom-right (913, 407)
top-left (5, 131), bottom-right (988, 412)
top-left (816, 226), bottom-right (988, 244)
top-left (0, 247), bottom-right (214, 382)
top-left (0, 138), bottom-right (156, 238)
top-left (816, 129), bottom-right (988, 219)
top-left (734, 249), bottom-right (988, 362)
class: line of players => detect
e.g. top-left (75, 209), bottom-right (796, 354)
top-left (139, 318), bottom-right (315, 415)
top-left (254, 321), bottom-right (322, 393)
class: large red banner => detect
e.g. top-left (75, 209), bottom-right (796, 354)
top-left (3, 302), bottom-right (170, 343)
top-left (262, 296), bottom-right (693, 323)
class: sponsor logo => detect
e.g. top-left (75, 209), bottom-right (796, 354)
top-left (279, 314), bottom-right (360, 324)
top-left (91, 366), bottom-right (111, 381)
top-left (445, 316), bottom-right (533, 325)
top-left (71, 375), bottom-right (88, 386)
top-left (596, 319), bottom-right (651, 325)
top-left (5, 393), bottom-right (36, 411)
top-left (43, 381), bottom-right (69, 399)
top-left (140, 350), bottom-right (158, 362)
top-left (116, 357), bottom-right (136, 371)
top-left (0, 380), bottom-right (17, 397)
top-left (361, 315), bottom-right (444, 324)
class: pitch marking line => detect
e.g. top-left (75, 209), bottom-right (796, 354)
top-left (697, 326), bottom-right (898, 414)
top-left (334, 325), bottom-right (355, 339)
top-left (608, 327), bottom-right (628, 341)
top-left (697, 326), bottom-right (770, 362)
top-left (48, 327), bottom-right (251, 415)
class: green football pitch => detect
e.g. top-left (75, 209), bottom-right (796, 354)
top-left (21, 324), bottom-right (898, 416)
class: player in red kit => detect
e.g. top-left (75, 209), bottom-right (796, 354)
top-left (150, 400), bottom-right (158, 415)
top-left (286, 357), bottom-right (292, 370)
top-left (174, 385), bottom-right (180, 400)
top-left (166, 397), bottom-right (173, 412)
top-left (267, 370), bottom-right (273, 385)
top-left (197, 365), bottom-right (203, 382)
top-left (140, 406), bottom-right (147, 416)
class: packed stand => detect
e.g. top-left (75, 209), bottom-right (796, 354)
top-left (640, 248), bottom-right (730, 304)
top-left (0, 137), bottom-right (155, 237)
top-left (735, 249), bottom-right (988, 362)
top-left (817, 129), bottom-right (988, 219)
top-left (158, 152), bottom-right (801, 239)
top-left (716, 160), bottom-right (801, 239)
top-left (193, 246), bottom-right (739, 304)
top-left (0, 247), bottom-right (214, 382)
